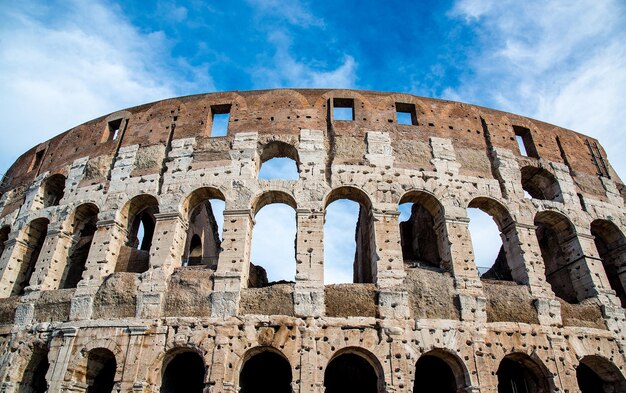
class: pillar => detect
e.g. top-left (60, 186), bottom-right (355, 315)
top-left (47, 326), bottom-right (78, 392)
top-left (294, 208), bottom-right (324, 317)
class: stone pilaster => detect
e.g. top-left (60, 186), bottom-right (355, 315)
top-left (294, 209), bottom-right (324, 317)
top-left (47, 326), bottom-right (78, 392)
top-left (27, 226), bottom-right (73, 291)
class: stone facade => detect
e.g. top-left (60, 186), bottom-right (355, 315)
top-left (0, 89), bottom-right (624, 392)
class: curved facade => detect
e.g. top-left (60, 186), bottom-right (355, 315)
top-left (0, 89), bottom-right (625, 392)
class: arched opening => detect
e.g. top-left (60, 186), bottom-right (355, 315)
top-left (86, 348), bottom-right (116, 393)
top-left (18, 345), bottom-right (49, 393)
top-left (239, 349), bottom-right (292, 393)
top-left (249, 192), bottom-right (297, 287)
top-left (590, 220), bottom-right (626, 307)
top-left (41, 174), bottom-right (66, 207)
top-left (468, 198), bottom-right (515, 281)
top-left (325, 187), bottom-right (376, 284)
top-left (398, 191), bottom-right (444, 270)
top-left (535, 211), bottom-right (587, 303)
top-left (324, 351), bottom-right (381, 393)
top-left (161, 351), bottom-right (205, 393)
top-left (497, 354), bottom-right (552, 393)
top-left (520, 166), bottom-right (562, 202)
top-left (182, 189), bottom-right (225, 269)
top-left (13, 218), bottom-right (49, 296)
top-left (116, 195), bottom-right (159, 273)
top-left (413, 350), bottom-right (468, 393)
top-left (0, 225), bottom-right (10, 259)
top-left (576, 355), bottom-right (626, 393)
top-left (61, 204), bottom-right (99, 288)
top-left (258, 141), bottom-right (300, 180)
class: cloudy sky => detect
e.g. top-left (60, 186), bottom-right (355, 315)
top-left (1, 0), bottom-right (625, 283)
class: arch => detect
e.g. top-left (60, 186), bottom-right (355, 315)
top-left (535, 211), bottom-right (587, 303)
top-left (497, 353), bottom-right (554, 393)
top-left (413, 349), bottom-right (470, 393)
top-left (0, 225), bottom-right (10, 260)
top-left (252, 190), bottom-right (298, 215)
top-left (41, 174), bottom-right (66, 208)
top-left (249, 191), bottom-right (297, 286)
top-left (399, 190), bottom-right (446, 270)
top-left (85, 348), bottom-right (116, 393)
top-left (325, 187), bottom-right (376, 283)
top-left (160, 349), bottom-right (205, 393)
top-left (258, 141), bottom-right (300, 180)
top-left (116, 194), bottom-right (159, 274)
top-left (12, 218), bottom-right (49, 296)
top-left (18, 344), bottom-right (49, 393)
top-left (468, 197), bottom-right (515, 281)
top-left (61, 203), bottom-right (99, 288)
top-left (182, 188), bottom-right (225, 269)
top-left (590, 219), bottom-right (626, 307)
top-left (239, 347), bottom-right (292, 393)
top-left (520, 166), bottom-right (562, 202)
top-left (324, 347), bottom-right (384, 393)
top-left (577, 355), bottom-right (626, 393)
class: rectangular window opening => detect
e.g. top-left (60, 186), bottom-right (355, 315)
top-left (107, 119), bottom-right (123, 141)
top-left (333, 98), bottom-right (354, 121)
top-left (210, 104), bottom-right (231, 137)
top-left (395, 102), bottom-right (417, 125)
top-left (30, 149), bottom-right (45, 172)
top-left (513, 125), bottom-right (539, 158)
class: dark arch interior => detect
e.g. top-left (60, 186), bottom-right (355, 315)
top-left (520, 166), bottom-right (561, 201)
top-left (240, 351), bottom-right (292, 393)
top-left (14, 218), bottom-right (49, 296)
top-left (497, 357), bottom-right (548, 393)
top-left (414, 355), bottom-right (457, 393)
top-left (0, 226), bottom-right (10, 259)
top-left (576, 357), bottom-right (626, 393)
top-left (86, 349), bottom-right (116, 393)
top-left (183, 199), bottom-right (222, 269)
top-left (324, 353), bottom-right (378, 393)
top-left (161, 351), bottom-right (205, 393)
top-left (62, 205), bottom-right (99, 289)
top-left (117, 200), bottom-right (159, 274)
top-left (42, 174), bottom-right (66, 207)
top-left (577, 362), bottom-right (605, 393)
top-left (591, 220), bottom-right (626, 307)
top-left (18, 346), bottom-right (49, 393)
top-left (399, 202), bottom-right (441, 269)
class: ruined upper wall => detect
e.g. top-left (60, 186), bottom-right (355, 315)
top-left (2, 89), bottom-right (621, 198)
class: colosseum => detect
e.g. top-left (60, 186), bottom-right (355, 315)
top-left (0, 88), bottom-right (624, 393)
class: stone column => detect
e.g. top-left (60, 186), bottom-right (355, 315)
top-left (294, 208), bottom-right (324, 317)
top-left (136, 212), bottom-right (188, 319)
top-left (0, 236), bottom-right (30, 297)
top-left (437, 216), bottom-right (486, 322)
top-left (211, 209), bottom-right (253, 318)
top-left (27, 226), bottom-right (73, 291)
top-left (119, 326), bottom-right (149, 391)
top-left (373, 210), bottom-right (408, 320)
top-left (69, 218), bottom-right (126, 320)
top-left (47, 326), bottom-right (78, 392)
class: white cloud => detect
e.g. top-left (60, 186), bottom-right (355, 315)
top-left (0, 0), bottom-right (213, 175)
top-left (448, 0), bottom-right (626, 177)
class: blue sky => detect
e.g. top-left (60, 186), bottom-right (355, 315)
top-left (1, 0), bottom-right (625, 283)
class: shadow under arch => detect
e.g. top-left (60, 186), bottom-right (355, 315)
top-left (159, 347), bottom-right (206, 393)
top-left (61, 202), bottom-right (100, 288)
top-left (577, 355), bottom-right (626, 393)
top-left (590, 219), bottom-right (626, 307)
top-left (497, 352), bottom-right (555, 393)
top-left (520, 165), bottom-right (563, 202)
top-left (238, 346), bottom-right (293, 393)
top-left (413, 348), bottom-right (471, 393)
top-left (324, 347), bottom-right (385, 393)
top-left (535, 210), bottom-right (590, 303)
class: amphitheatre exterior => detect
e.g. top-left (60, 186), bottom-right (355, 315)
top-left (0, 88), bottom-right (625, 393)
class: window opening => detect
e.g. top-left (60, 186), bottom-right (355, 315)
top-left (324, 353), bottom-right (378, 393)
top-left (258, 157), bottom-right (299, 180)
top-left (61, 204), bottom-right (98, 289)
top-left (116, 196), bottom-right (159, 274)
top-left (396, 102), bottom-right (417, 125)
top-left (576, 356), bottom-right (626, 393)
top-left (250, 202), bottom-right (296, 287)
top-left (42, 174), bottom-right (66, 208)
top-left (86, 349), bottom-right (116, 393)
top-left (591, 220), bottom-right (626, 307)
top-left (240, 351), bottom-right (292, 393)
top-left (520, 166), bottom-right (562, 201)
top-left (30, 149), bottom-right (45, 172)
top-left (513, 126), bottom-right (539, 158)
top-left (333, 98), bottom-right (354, 121)
top-left (497, 356), bottom-right (551, 393)
top-left (468, 208), bottom-right (509, 280)
top-left (210, 104), bottom-right (231, 137)
top-left (107, 118), bottom-right (123, 141)
top-left (399, 202), bottom-right (441, 270)
top-left (161, 352), bottom-right (205, 393)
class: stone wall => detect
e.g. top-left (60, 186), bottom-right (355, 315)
top-left (0, 89), bottom-right (624, 392)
